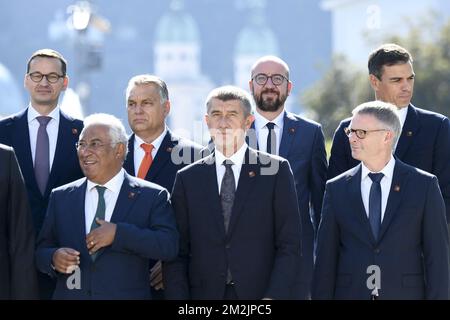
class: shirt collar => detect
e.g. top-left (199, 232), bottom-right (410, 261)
top-left (254, 109), bottom-right (284, 130)
top-left (361, 155), bottom-right (395, 181)
top-left (134, 126), bottom-right (168, 152)
top-left (27, 104), bottom-right (60, 123)
top-left (215, 143), bottom-right (248, 168)
top-left (87, 168), bottom-right (125, 194)
top-left (397, 105), bottom-right (409, 128)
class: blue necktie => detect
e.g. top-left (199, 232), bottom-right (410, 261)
top-left (220, 161), bottom-right (235, 233)
top-left (368, 173), bottom-right (384, 240)
top-left (34, 116), bottom-right (51, 195)
top-left (90, 186), bottom-right (106, 261)
top-left (266, 122), bottom-right (276, 154)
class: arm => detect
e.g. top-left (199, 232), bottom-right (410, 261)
top-left (264, 160), bottom-right (302, 299)
top-left (163, 172), bottom-right (191, 299)
top-left (309, 125), bottom-right (328, 230)
top-left (7, 149), bottom-right (39, 299)
top-left (111, 189), bottom-right (179, 261)
top-left (422, 176), bottom-right (449, 300)
top-left (311, 183), bottom-right (340, 299)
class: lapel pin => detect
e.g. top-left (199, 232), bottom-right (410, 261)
top-left (289, 128), bottom-right (295, 134)
top-left (166, 147), bottom-right (173, 152)
top-left (249, 171), bottom-right (256, 178)
top-left (394, 185), bottom-right (400, 192)
top-left (406, 131), bottom-right (413, 137)
top-left (128, 192), bottom-right (136, 199)
top-left (72, 128), bottom-right (78, 135)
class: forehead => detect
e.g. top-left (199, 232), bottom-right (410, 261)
top-left (29, 57), bottom-right (62, 72)
top-left (350, 113), bottom-right (380, 128)
top-left (80, 125), bottom-right (110, 140)
top-left (209, 98), bottom-right (243, 112)
top-left (128, 83), bottom-right (159, 99)
top-left (381, 62), bottom-right (414, 78)
top-left (253, 60), bottom-right (287, 75)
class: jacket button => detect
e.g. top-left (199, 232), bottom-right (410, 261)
top-left (374, 248), bottom-right (380, 254)
top-left (225, 244), bottom-right (231, 249)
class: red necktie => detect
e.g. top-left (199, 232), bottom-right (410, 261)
top-left (137, 143), bottom-right (154, 179)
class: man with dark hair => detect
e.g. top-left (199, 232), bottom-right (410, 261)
top-left (328, 43), bottom-right (450, 222)
top-left (0, 48), bottom-right (84, 299)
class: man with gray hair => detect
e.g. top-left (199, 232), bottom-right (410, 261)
top-left (36, 113), bottom-right (179, 299)
top-left (164, 86), bottom-right (302, 300)
top-left (312, 101), bottom-right (449, 300)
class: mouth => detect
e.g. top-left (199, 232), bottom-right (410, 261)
top-left (81, 159), bottom-right (97, 167)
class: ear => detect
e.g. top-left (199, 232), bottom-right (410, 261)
top-left (62, 76), bottom-right (69, 90)
top-left (287, 80), bottom-right (293, 96)
top-left (204, 114), bottom-right (210, 128)
top-left (116, 143), bottom-right (126, 159)
top-left (249, 79), bottom-right (254, 92)
top-left (163, 100), bottom-right (171, 117)
top-left (369, 74), bottom-right (379, 91)
top-left (245, 114), bottom-right (255, 129)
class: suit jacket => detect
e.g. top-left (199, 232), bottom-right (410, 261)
top-left (163, 147), bottom-right (302, 300)
top-left (35, 173), bottom-right (179, 299)
top-left (327, 104), bottom-right (450, 220)
top-left (0, 144), bottom-right (38, 299)
top-left (248, 111), bottom-right (328, 298)
top-left (312, 160), bottom-right (449, 299)
top-left (123, 130), bottom-right (204, 193)
top-left (0, 108), bottom-right (84, 234)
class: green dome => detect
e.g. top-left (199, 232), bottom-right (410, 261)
top-left (155, 7), bottom-right (199, 43)
top-left (235, 26), bottom-right (279, 56)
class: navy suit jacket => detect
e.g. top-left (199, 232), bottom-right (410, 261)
top-left (0, 108), bottom-right (84, 234)
top-left (0, 144), bottom-right (38, 299)
top-left (35, 173), bottom-right (179, 299)
top-left (313, 160), bottom-right (449, 299)
top-left (328, 104), bottom-right (450, 220)
top-left (248, 111), bottom-right (327, 298)
top-left (163, 147), bottom-right (302, 300)
top-left (123, 130), bottom-right (203, 193)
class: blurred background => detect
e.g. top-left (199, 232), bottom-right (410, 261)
top-left (1, 0), bottom-right (449, 146)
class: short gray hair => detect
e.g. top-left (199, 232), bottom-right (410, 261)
top-left (82, 113), bottom-right (128, 156)
top-left (205, 85), bottom-right (253, 117)
top-left (352, 101), bottom-right (401, 149)
top-left (125, 74), bottom-right (169, 105)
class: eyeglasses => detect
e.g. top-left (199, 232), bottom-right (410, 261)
top-left (252, 73), bottom-right (288, 86)
top-left (344, 127), bottom-right (388, 139)
top-left (76, 141), bottom-right (115, 151)
top-left (28, 72), bottom-right (65, 84)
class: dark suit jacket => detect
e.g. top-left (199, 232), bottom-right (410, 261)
top-left (0, 108), bottom-right (84, 234)
top-left (35, 173), bottom-right (179, 299)
top-left (328, 104), bottom-right (450, 220)
top-left (312, 160), bottom-right (449, 299)
top-left (0, 144), bottom-right (38, 299)
top-left (123, 130), bottom-right (203, 193)
top-left (163, 147), bottom-right (302, 300)
top-left (248, 111), bottom-right (328, 298)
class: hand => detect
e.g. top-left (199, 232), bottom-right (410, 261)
top-left (52, 248), bottom-right (80, 274)
top-left (150, 260), bottom-right (164, 290)
top-left (86, 218), bottom-right (116, 256)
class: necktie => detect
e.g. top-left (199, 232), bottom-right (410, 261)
top-left (137, 143), bottom-right (154, 179)
top-left (220, 160), bottom-right (235, 233)
top-left (368, 173), bottom-right (384, 240)
top-left (90, 186), bottom-right (106, 261)
top-left (266, 122), bottom-right (276, 154)
top-left (34, 116), bottom-right (51, 195)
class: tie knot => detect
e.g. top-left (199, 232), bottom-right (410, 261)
top-left (368, 172), bottom-right (384, 183)
top-left (141, 143), bottom-right (154, 154)
top-left (37, 116), bottom-right (51, 126)
top-left (266, 122), bottom-right (275, 130)
top-left (223, 160), bottom-right (234, 169)
top-left (95, 185), bottom-right (106, 197)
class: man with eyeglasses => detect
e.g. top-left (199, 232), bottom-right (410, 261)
top-left (328, 44), bottom-right (450, 224)
top-left (0, 48), bottom-right (84, 299)
top-left (248, 55), bottom-right (327, 299)
top-left (36, 113), bottom-right (178, 299)
top-left (312, 101), bottom-right (449, 299)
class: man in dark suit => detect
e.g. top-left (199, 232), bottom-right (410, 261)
top-left (163, 86), bottom-right (302, 300)
top-left (0, 49), bottom-right (83, 299)
top-left (0, 144), bottom-right (39, 299)
top-left (313, 101), bottom-right (449, 299)
top-left (328, 44), bottom-right (450, 222)
top-left (123, 74), bottom-right (203, 297)
top-left (248, 56), bottom-right (327, 299)
top-left (35, 114), bottom-right (178, 299)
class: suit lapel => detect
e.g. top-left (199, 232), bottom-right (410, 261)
top-left (246, 122), bottom-right (259, 150)
top-left (73, 180), bottom-right (90, 256)
top-left (146, 131), bottom-right (173, 181)
top-left (11, 109), bottom-right (40, 196)
top-left (227, 148), bottom-right (258, 238)
top-left (395, 105), bottom-right (419, 159)
top-left (123, 134), bottom-right (136, 175)
top-left (279, 112), bottom-right (296, 158)
top-left (347, 165), bottom-right (377, 245)
top-left (110, 173), bottom-right (140, 224)
top-left (378, 161), bottom-right (407, 241)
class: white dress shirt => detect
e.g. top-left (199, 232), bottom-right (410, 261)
top-left (360, 156), bottom-right (396, 221)
top-left (215, 143), bottom-right (248, 193)
top-left (133, 127), bottom-right (167, 176)
top-left (253, 110), bottom-right (284, 155)
top-left (84, 168), bottom-right (125, 234)
top-left (27, 104), bottom-right (60, 170)
top-left (397, 105), bottom-right (408, 130)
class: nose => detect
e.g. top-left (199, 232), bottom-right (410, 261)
top-left (265, 77), bottom-right (275, 88)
